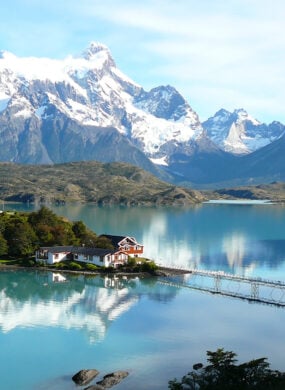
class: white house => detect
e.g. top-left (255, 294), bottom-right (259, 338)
top-left (35, 246), bottom-right (129, 268)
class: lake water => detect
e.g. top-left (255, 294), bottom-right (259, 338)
top-left (1, 202), bottom-right (285, 389)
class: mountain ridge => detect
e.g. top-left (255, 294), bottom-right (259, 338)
top-left (0, 42), bottom-right (204, 166)
top-left (0, 42), bottom-right (284, 188)
top-left (202, 108), bottom-right (285, 155)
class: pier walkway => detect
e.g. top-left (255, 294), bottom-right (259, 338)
top-left (157, 267), bottom-right (285, 308)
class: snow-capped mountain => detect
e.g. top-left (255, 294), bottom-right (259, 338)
top-left (0, 42), bottom-right (204, 166)
top-left (202, 108), bottom-right (285, 155)
top-left (0, 42), bottom-right (284, 187)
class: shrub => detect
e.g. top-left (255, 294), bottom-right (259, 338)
top-left (141, 261), bottom-right (158, 274)
top-left (127, 257), bottom-right (137, 267)
top-left (85, 263), bottom-right (98, 272)
top-left (23, 259), bottom-right (36, 267)
top-left (54, 261), bottom-right (66, 269)
top-left (35, 260), bottom-right (46, 267)
top-left (69, 261), bottom-right (83, 270)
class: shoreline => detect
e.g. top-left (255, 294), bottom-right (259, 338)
top-left (0, 263), bottom-right (191, 277)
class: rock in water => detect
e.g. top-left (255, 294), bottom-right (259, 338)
top-left (72, 369), bottom-right (99, 385)
top-left (97, 371), bottom-right (129, 388)
top-left (84, 385), bottom-right (105, 390)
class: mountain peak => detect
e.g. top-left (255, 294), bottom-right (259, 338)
top-left (215, 108), bottom-right (231, 116)
top-left (212, 108), bottom-right (232, 121)
top-left (234, 108), bottom-right (247, 115)
top-left (80, 41), bottom-right (116, 70)
top-left (233, 108), bottom-right (260, 125)
top-left (81, 42), bottom-right (112, 59)
top-left (233, 108), bottom-right (249, 120)
top-left (203, 107), bottom-right (283, 155)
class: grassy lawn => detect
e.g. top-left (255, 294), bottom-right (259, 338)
top-left (0, 257), bottom-right (36, 266)
top-left (0, 259), bottom-right (19, 264)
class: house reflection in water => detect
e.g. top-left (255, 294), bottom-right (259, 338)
top-left (0, 271), bottom-right (178, 344)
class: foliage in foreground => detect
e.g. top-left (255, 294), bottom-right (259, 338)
top-left (169, 348), bottom-right (285, 390)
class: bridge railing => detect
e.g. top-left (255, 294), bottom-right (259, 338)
top-left (156, 265), bottom-right (285, 307)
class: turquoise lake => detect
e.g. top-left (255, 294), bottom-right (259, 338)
top-left (1, 202), bottom-right (285, 389)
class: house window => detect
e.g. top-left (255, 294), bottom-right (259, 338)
top-left (100, 257), bottom-right (103, 262)
top-left (74, 254), bottom-right (78, 260)
top-left (55, 253), bottom-right (59, 259)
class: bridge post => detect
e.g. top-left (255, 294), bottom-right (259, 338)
top-left (215, 274), bottom-right (221, 293)
top-left (251, 282), bottom-right (259, 300)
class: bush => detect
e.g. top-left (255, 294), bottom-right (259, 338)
top-left (35, 260), bottom-right (46, 267)
top-left (54, 261), bottom-right (66, 269)
top-left (104, 266), bottom-right (116, 273)
top-left (141, 261), bottom-right (158, 274)
top-left (69, 261), bottom-right (83, 270)
top-left (53, 260), bottom-right (83, 270)
top-left (23, 259), bottom-right (36, 267)
top-left (127, 257), bottom-right (137, 267)
top-left (85, 263), bottom-right (98, 272)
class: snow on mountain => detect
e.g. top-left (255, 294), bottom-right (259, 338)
top-left (0, 42), bottom-right (204, 165)
top-left (2, 41), bottom-right (284, 186)
top-left (203, 108), bottom-right (285, 155)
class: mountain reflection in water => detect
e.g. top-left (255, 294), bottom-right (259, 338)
top-left (0, 271), bottom-right (178, 343)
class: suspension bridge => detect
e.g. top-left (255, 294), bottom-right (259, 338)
top-left (157, 267), bottom-right (285, 307)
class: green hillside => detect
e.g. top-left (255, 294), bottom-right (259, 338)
top-left (0, 161), bottom-right (204, 205)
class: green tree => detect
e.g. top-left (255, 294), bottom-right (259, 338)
top-left (0, 233), bottom-right (8, 255)
top-left (94, 236), bottom-right (114, 249)
top-left (168, 348), bottom-right (285, 390)
top-left (72, 220), bottom-right (88, 239)
top-left (4, 217), bottom-right (37, 256)
top-left (28, 206), bottom-right (58, 227)
top-left (141, 260), bottom-right (158, 274)
top-left (72, 220), bottom-right (98, 246)
top-left (34, 223), bottom-right (54, 246)
top-left (51, 223), bottom-right (76, 246)
top-left (28, 206), bottom-right (77, 246)
top-left (0, 216), bottom-right (6, 233)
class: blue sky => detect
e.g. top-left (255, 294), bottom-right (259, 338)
top-left (1, 0), bottom-right (285, 123)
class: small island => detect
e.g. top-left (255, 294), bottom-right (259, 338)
top-left (0, 206), bottom-right (159, 275)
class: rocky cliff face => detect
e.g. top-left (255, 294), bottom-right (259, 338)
top-left (0, 42), bottom-right (204, 169)
top-left (202, 108), bottom-right (284, 155)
